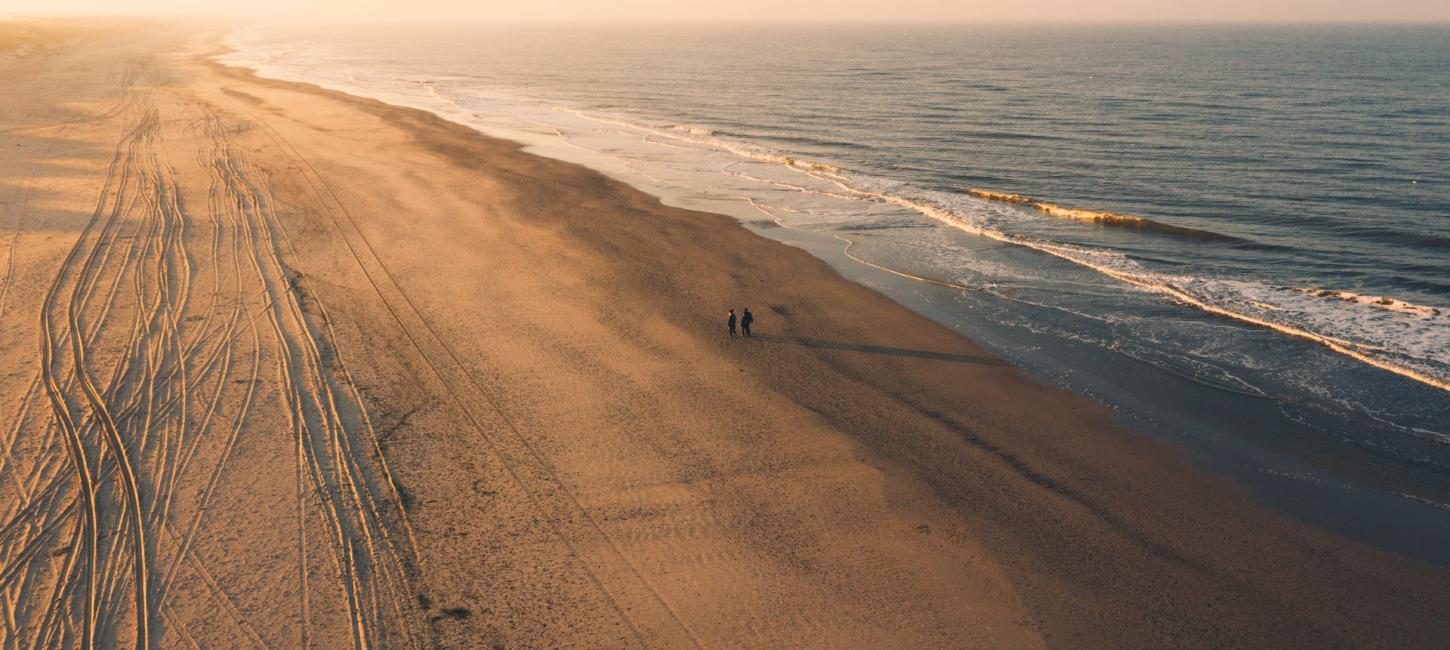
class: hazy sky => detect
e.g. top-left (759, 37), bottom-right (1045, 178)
top-left (4, 0), bottom-right (1449, 23)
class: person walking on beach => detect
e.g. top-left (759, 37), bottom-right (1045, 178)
top-left (741, 307), bottom-right (754, 337)
top-left (727, 309), bottom-right (738, 338)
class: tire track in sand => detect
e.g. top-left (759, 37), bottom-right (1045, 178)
top-left (210, 88), bottom-right (703, 649)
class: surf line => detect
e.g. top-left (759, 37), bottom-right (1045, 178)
top-left (1010, 234), bottom-right (1450, 395)
top-left (779, 168), bottom-right (1450, 395)
top-left (736, 195), bottom-right (981, 293)
top-left (833, 234), bottom-right (982, 292)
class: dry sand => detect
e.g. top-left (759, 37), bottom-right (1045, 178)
top-left (1, 21), bottom-right (1447, 649)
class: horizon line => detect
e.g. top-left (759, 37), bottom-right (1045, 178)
top-left (8, 15), bottom-right (1450, 27)
top-left (5, 13), bottom-right (1450, 26)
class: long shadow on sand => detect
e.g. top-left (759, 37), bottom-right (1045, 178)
top-left (752, 334), bottom-right (1008, 366)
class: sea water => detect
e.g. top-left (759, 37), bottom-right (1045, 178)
top-left (222, 24), bottom-right (1450, 561)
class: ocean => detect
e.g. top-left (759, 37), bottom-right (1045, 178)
top-left (222, 24), bottom-right (1450, 561)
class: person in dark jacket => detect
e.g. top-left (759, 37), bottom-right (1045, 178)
top-left (741, 307), bottom-right (754, 337)
top-left (727, 309), bottom-right (737, 338)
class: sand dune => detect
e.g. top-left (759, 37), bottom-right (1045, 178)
top-left (1, 22), bottom-right (1447, 648)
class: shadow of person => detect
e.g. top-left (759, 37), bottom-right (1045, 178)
top-left (753, 335), bottom-right (1008, 366)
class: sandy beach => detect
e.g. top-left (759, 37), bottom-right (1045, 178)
top-left (2, 21), bottom-right (1448, 648)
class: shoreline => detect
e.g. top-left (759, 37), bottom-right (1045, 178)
top-left (214, 32), bottom-right (1450, 569)
top-left (1, 22), bottom-right (1447, 646)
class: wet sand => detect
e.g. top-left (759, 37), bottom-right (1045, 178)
top-left (1, 21), bottom-right (1448, 648)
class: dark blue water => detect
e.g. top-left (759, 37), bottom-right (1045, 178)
top-left (225, 24), bottom-right (1450, 563)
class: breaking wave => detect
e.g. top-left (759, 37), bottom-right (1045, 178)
top-left (966, 189), bottom-right (1242, 242)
